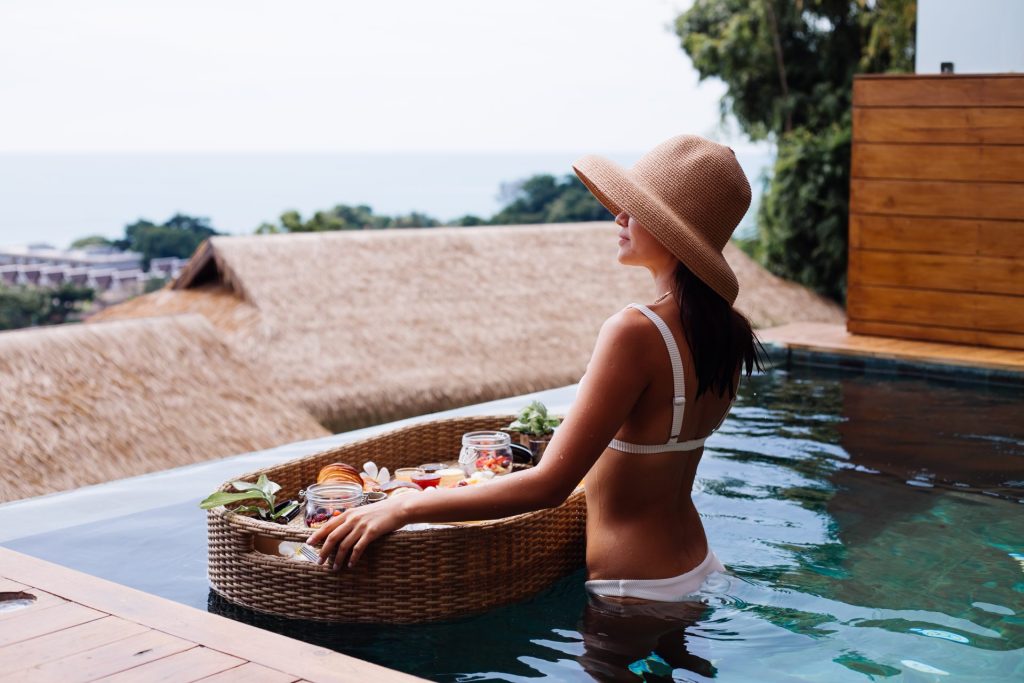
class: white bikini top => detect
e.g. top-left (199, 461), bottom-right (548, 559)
top-left (607, 303), bottom-right (735, 454)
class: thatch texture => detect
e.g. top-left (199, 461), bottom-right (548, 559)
top-left (94, 223), bottom-right (842, 431)
top-left (0, 315), bottom-right (329, 502)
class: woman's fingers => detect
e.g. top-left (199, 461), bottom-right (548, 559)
top-left (347, 531), bottom-right (376, 568)
top-left (331, 520), bottom-right (368, 570)
top-left (317, 514), bottom-right (354, 564)
top-left (304, 503), bottom-right (398, 570)
top-left (306, 512), bottom-right (343, 545)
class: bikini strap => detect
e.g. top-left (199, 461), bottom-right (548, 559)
top-left (628, 303), bottom-right (685, 442)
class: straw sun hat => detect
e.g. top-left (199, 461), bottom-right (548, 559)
top-left (572, 135), bottom-right (751, 305)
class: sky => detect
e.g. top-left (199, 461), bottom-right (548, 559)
top-left (0, 0), bottom-right (760, 154)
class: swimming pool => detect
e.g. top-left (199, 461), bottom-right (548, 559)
top-left (3, 366), bottom-right (1022, 681)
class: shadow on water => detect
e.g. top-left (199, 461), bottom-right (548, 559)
top-left (208, 577), bottom-right (719, 683)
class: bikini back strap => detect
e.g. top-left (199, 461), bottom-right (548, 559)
top-left (608, 435), bottom-right (707, 453)
top-left (628, 303), bottom-right (685, 441)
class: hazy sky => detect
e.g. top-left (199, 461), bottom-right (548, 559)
top-left (0, 0), bottom-right (758, 154)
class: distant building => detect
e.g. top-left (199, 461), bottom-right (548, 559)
top-left (0, 244), bottom-right (185, 293)
top-left (0, 243), bottom-right (142, 271)
top-left (149, 256), bottom-right (188, 279)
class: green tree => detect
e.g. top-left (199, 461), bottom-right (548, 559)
top-left (115, 213), bottom-right (219, 269)
top-left (69, 235), bottom-right (113, 250)
top-left (490, 174), bottom-right (609, 225)
top-left (0, 283), bottom-right (94, 330)
top-left (676, 0), bottom-right (915, 301)
top-left (449, 214), bottom-right (487, 227)
top-left (255, 204), bottom-right (440, 233)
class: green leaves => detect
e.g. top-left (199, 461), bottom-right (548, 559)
top-left (675, 0), bottom-right (916, 305)
top-left (198, 490), bottom-right (266, 510)
top-left (506, 400), bottom-right (561, 436)
top-left (198, 474), bottom-right (287, 521)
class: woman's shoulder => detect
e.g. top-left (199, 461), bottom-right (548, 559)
top-left (597, 305), bottom-right (660, 349)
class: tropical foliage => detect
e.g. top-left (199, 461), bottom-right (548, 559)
top-left (0, 282), bottom-right (95, 331)
top-left (676, 0), bottom-right (916, 301)
top-left (113, 213), bottom-right (220, 270)
top-left (255, 175), bottom-right (609, 233)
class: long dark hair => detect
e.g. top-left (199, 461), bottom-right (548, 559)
top-left (672, 261), bottom-right (766, 400)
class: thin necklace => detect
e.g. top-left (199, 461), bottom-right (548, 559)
top-left (653, 290), bottom-right (672, 305)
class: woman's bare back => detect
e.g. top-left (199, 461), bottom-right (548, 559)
top-left (584, 299), bottom-right (738, 581)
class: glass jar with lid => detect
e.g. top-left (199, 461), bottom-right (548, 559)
top-left (300, 482), bottom-right (364, 528)
top-left (459, 431), bottom-right (513, 475)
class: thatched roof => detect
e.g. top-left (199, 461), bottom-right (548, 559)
top-left (0, 315), bottom-right (328, 502)
top-left (93, 223), bottom-right (841, 431)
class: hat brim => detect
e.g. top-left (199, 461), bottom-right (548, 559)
top-left (572, 154), bottom-right (739, 305)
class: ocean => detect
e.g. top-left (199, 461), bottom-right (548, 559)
top-left (0, 151), bottom-right (772, 248)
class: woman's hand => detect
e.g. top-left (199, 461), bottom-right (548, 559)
top-left (305, 498), bottom-right (407, 570)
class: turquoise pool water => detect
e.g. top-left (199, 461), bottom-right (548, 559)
top-left (5, 366), bottom-right (1023, 681)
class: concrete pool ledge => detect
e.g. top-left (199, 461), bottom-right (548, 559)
top-left (760, 322), bottom-right (1024, 386)
top-left (0, 547), bottom-right (425, 682)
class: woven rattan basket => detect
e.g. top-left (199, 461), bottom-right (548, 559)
top-left (207, 414), bottom-right (586, 623)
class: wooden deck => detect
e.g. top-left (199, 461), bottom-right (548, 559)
top-left (760, 322), bottom-right (1024, 373)
top-left (0, 547), bottom-right (422, 683)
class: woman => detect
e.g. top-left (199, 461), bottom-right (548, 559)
top-left (309, 135), bottom-right (763, 603)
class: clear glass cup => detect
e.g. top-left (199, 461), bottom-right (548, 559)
top-left (437, 466), bottom-right (466, 488)
top-left (394, 467), bottom-right (420, 483)
top-left (459, 431), bottom-right (513, 475)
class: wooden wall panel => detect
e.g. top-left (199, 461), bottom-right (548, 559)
top-left (854, 75), bottom-right (1024, 107)
top-left (848, 74), bottom-right (1024, 350)
top-left (848, 285), bottom-right (1024, 334)
top-left (853, 107), bottom-right (1024, 145)
top-left (849, 250), bottom-right (1024, 296)
top-left (847, 320), bottom-right (1024, 353)
top-left (851, 179), bottom-right (1024, 221)
top-left (852, 144), bottom-right (1024, 182)
top-left (849, 215), bottom-right (1024, 257)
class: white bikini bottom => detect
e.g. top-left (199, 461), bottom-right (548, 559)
top-left (584, 550), bottom-right (726, 603)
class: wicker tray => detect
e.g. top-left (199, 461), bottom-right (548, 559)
top-left (207, 414), bottom-right (586, 623)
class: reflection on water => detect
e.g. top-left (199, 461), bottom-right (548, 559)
top-left (10, 366), bottom-right (1024, 681)
top-left (206, 367), bottom-right (1024, 681)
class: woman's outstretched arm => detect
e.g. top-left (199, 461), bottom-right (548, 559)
top-left (307, 308), bottom-right (653, 569)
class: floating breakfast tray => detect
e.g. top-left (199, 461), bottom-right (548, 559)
top-left (207, 414), bottom-right (586, 623)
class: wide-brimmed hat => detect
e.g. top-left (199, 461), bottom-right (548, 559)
top-left (572, 135), bottom-right (751, 305)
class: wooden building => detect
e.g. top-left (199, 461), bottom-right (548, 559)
top-left (847, 73), bottom-right (1024, 350)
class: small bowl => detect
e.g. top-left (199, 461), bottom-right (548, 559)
top-left (364, 491), bottom-right (387, 504)
top-left (411, 470), bottom-right (442, 489)
top-left (394, 467), bottom-right (420, 482)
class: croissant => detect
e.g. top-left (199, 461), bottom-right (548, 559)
top-left (317, 462), bottom-right (362, 487)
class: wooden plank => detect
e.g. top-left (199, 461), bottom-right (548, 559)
top-left (852, 143), bottom-right (1024, 183)
top-left (0, 548), bottom-right (424, 683)
top-left (0, 580), bottom-right (66, 619)
top-left (760, 321), bottom-right (1024, 367)
top-left (19, 628), bottom-right (193, 682)
top-left (848, 319), bottom-right (1024, 351)
top-left (0, 615), bottom-right (149, 676)
top-left (849, 249), bottom-right (1024, 296)
top-left (196, 661), bottom-right (299, 683)
top-left (0, 601), bottom-right (105, 648)
top-left (848, 214), bottom-right (1024, 257)
top-left (854, 75), bottom-right (1024, 108)
top-left (96, 645), bottom-right (244, 683)
top-left (847, 284), bottom-right (1024, 335)
top-left (853, 107), bottom-right (1024, 145)
top-left (850, 179), bottom-right (1024, 221)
